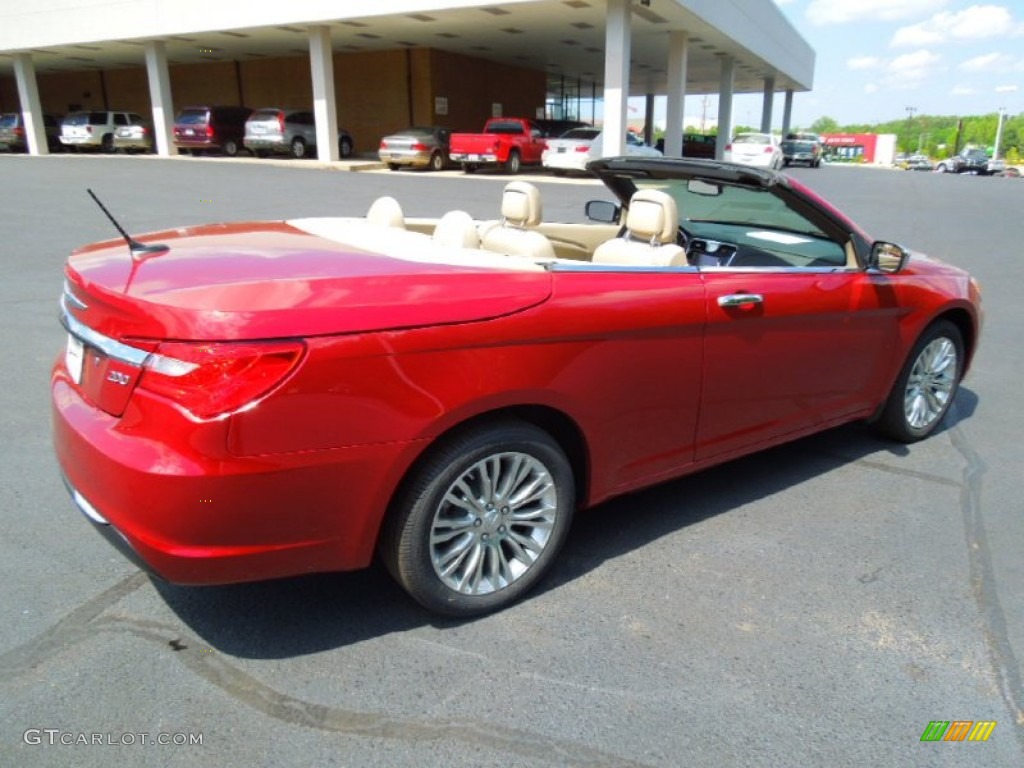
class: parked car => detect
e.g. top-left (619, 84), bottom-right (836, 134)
top-left (0, 112), bottom-right (63, 152)
top-left (173, 106), bottom-right (252, 156)
top-left (54, 157), bottom-right (981, 617)
top-left (542, 128), bottom-right (661, 174)
top-left (449, 117), bottom-right (547, 173)
top-left (378, 126), bottom-right (450, 171)
top-left (935, 148), bottom-right (1005, 176)
top-left (724, 132), bottom-right (783, 170)
top-left (903, 154), bottom-right (934, 172)
top-left (113, 116), bottom-right (154, 153)
top-left (533, 118), bottom-right (589, 138)
top-left (655, 133), bottom-right (717, 158)
top-left (243, 108), bottom-right (354, 159)
top-left (60, 111), bottom-right (140, 153)
top-left (780, 132), bottom-right (822, 168)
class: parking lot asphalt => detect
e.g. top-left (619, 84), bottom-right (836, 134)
top-left (1, 154), bottom-right (1022, 767)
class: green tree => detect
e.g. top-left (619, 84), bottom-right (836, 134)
top-left (810, 116), bottom-right (840, 134)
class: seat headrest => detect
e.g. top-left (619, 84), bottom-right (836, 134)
top-left (501, 181), bottom-right (543, 228)
top-left (432, 210), bottom-right (480, 249)
top-left (366, 196), bottom-right (406, 229)
top-left (626, 189), bottom-right (678, 244)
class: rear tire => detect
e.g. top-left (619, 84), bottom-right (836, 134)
top-left (429, 151), bottom-right (445, 172)
top-left (462, 163), bottom-right (477, 174)
top-left (875, 320), bottom-right (964, 443)
top-left (290, 138), bottom-right (307, 159)
top-left (504, 150), bottom-right (521, 174)
top-left (222, 139), bottom-right (239, 157)
top-left (101, 134), bottom-right (114, 154)
top-left (380, 421), bottom-right (574, 617)
top-left (339, 137), bottom-right (353, 158)
top-left (387, 162), bottom-right (401, 171)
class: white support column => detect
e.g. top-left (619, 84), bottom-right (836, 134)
top-left (13, 54), bottom-right (47, 155)
top-left (309, 25), bottom-right (339, 162)
top-left (781, 89), bottom-right (794, 137)
top-left (144, 41), bottom-right (174, 157)
top-left (760, 76), bottom-right (775, 133)
top-left (601, 0), bottom-right (631, 159)
top-left (664, 31), bottom-right (688, 156)
top-left (643, 92), bottom-right (655, 145)
top-left (715, 56), bottom-right (734, 160)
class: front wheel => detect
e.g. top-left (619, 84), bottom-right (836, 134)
top-left (380, 421), bottom-right (575, 617)
top-left (876, 320), bottom-right (964, 443)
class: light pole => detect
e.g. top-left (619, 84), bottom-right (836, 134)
top-left (994, 107), bottom-right (1006, 160)
top-left (905, 106), bottom-right (917, 153)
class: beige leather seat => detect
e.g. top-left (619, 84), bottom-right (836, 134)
top-left (480, 181), bottom-right (556, 260)
top-left (366, 196), bottom-right (406, 229)
top-left (591, 189), bottom-right (687, 267)
top-left (432, 210), bottom-right (480, 249)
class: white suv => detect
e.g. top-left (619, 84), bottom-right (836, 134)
top-left (60, 111), bottom-right (141, 153)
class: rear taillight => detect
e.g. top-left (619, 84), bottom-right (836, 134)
top-left (575, 145), bottom-right (590, 153)
top-left (725, 143), bottom-right (733, 151)
top-left (277, 112), bottom-right (285, 133)
top-left (764, 146), bottom-right (774, 153)
top-left (410, 142), bottom-right (428, 151)
top-left (379, 140), bottom-right (388, 149)
top-left (86, 125), bottom-right (93, 135)
top-left (14, 127), bottom-right (24, 137)
top-left (139, 340), bottom-right (304, 419)
top-left (205, 124), bottom-right (215, 138)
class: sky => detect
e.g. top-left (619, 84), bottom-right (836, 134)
top-left (761, 0), bottom-right (1024, 127)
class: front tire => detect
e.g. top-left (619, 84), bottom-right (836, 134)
top-left (876, 320), bottom-right (964, 443)
top-left (380, 421), bottom-right (575, 617)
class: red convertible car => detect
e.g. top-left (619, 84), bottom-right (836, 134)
top-left (53, 158), bottom-right (981, 616)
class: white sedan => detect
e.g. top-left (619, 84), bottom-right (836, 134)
top-left (724, 132), bottom-right (783, 170)
top-left (542, 128), bottom-right (661, 174)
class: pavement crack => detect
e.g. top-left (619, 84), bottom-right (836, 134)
top-left (0, 571), bottom-right (147, 681)
top-left (0, 578), bottom-right (655, 767)
top-left (948, 414), bottom-right (1024, 752)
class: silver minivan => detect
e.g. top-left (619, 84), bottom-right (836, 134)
top-left (244, 108), bottom-right (354, 159)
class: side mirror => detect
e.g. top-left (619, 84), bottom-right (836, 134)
top-left (586, 199), bottom-right (621, 224)
top-left (868, 241), bottom-right (909, 274)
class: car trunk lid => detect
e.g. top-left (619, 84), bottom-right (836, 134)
top-left (61, 220), bottom-right (552, 416)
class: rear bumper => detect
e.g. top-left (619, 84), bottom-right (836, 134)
top-left (378, 150), bottom-right (432, 167)
top-left (243, 136), bottom-right (289, 152)
top-left (52, 364), bottom-right (409, 585)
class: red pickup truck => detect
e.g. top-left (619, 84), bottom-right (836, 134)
top-left (448, 117), bottom-right (546, 174)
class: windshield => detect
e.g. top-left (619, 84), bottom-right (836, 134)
top-left (176, 109), bottom-right (209, 125)
top-left (733, 133), bottom-right (772, 145)
top-left (633, 177), bottom-right (847, 267)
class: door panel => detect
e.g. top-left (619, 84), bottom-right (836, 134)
top-left (696, 269), bottom-right (903, 461)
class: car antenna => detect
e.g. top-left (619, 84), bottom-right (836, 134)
top-left (86, 188), bottom-right (168, 257)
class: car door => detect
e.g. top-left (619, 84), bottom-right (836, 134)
top-left (696, 265), bottom-right (903, 461)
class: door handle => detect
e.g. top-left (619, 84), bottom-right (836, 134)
top-left (717, 293), bottom-right (764, 307)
